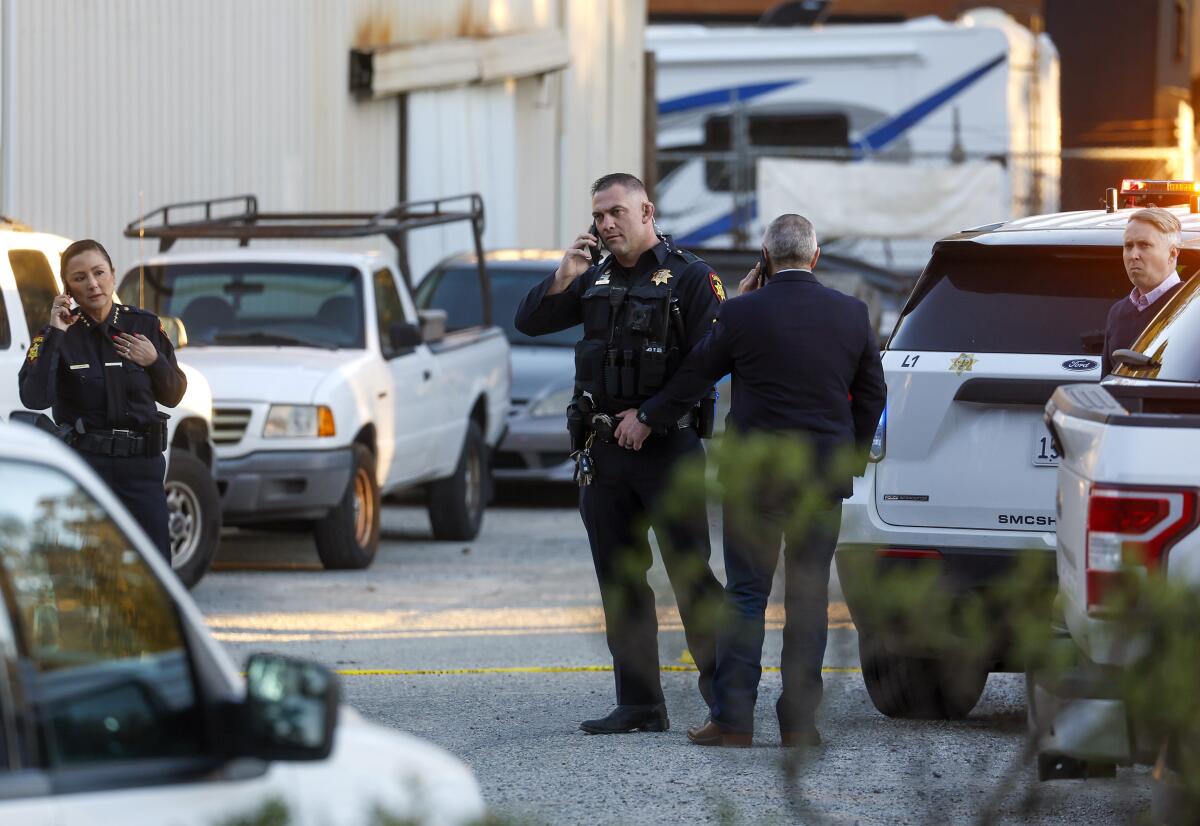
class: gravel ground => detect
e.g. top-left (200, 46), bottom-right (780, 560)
top-left (192, 490), bottom-right (1151, 825)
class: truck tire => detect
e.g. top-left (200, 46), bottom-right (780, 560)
top-left (314, 444), bottom-right (380, 569)
top-left (859, 631), bottom-right (987, 720)
top-left (427, 421), bottom-right (486, 541)
top-left (165, 449), bottom-right (222, 589)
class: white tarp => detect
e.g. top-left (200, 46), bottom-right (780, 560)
top-left (757, 158), bottom-right (1009, 239)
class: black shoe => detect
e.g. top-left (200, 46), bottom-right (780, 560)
top-left (579, 704), bottom-right (669, 734)
top-left (780, 723), bottom-right (821, 748)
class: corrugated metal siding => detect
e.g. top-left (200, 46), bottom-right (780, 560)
top-left (559, 0), bottom-right (648, 237)
top-left (5, 0), bottom-right (639, 279)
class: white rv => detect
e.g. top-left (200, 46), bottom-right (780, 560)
top-left (648, 9), bottom-right (1060, 272)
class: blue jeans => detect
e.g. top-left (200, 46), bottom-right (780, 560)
top-left (711, 498), bottom-right (841, 734)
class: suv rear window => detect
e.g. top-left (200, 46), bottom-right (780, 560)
top-left (888, 246), bottom-right (1146, 355)
top-left (1116, 274), bottom-right (1200, 382)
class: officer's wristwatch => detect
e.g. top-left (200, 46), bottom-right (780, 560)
top-left (636, 409), bottom-right (650, 426)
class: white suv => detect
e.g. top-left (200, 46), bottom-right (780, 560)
top-left (835, 205), bottom-right (1198, 719)
top-left (0, 420), bottom-right (484, 825)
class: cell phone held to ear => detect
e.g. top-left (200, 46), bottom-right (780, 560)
top-left (588, 223), bottom-right (604, 267)
top-left (756, 253), bottom-right (768, 288)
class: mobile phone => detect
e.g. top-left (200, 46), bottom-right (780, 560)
top-left (587, 223), bottom-right (605, 267)
top-left (756, 253), bottom-right (769, 288)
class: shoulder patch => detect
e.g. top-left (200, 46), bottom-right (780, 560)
top-left (26, 334), bottom-right (44, 362)
top-left (708, 272), bottom-right (726, 302)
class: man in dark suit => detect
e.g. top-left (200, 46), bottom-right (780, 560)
top-left (613, 213), bottom-right (886, 748)
top-left (1102, 207), bottom-right (1185, 375)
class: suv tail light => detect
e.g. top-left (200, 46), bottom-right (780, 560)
top-left (1085, 485), bottom-right (1199, 614)
top-left (869, 407), bottom-right (886, 462)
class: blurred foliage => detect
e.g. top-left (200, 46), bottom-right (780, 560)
top-left (218, 799), bottom-right (290, 826)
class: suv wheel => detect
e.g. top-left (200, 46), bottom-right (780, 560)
top-left (314, 444), bottom-right (380, 569)
top-left (427, 421), bottom-right (486, 541)
top-left (166, 449), bottom-right (221, 588)
top-left (859, 631), bottom-right (987, 720)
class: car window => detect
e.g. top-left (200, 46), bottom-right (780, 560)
top-left (118, 263), bottom-right (364, 349)
top-left (421, 266), bottom-right (579, 347)
top-left (0, 460), bottom-right (206, 767)
top-left (373, 267), bottom-right (408, 358)
top-left (1116, 274), bottom-right (1200, 381)
top-left (9, 250), bottom-right (57, 343)
top-left (889, 247), bottom-right (1150, 354)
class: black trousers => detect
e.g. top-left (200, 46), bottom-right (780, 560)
top-left (579, 428), bottom-right (723, 708)
top-left (80, 450), bottom-right (171, 562)
top-left (712, 497), bottom-right (842, 734)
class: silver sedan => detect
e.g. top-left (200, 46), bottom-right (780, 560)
top-left (417, 250), bottom-right (731, 486)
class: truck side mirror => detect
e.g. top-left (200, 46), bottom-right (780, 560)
top-left (389, 321), bottom-right (423, 350)
top-left (160, 316), bottom-right (189, 349)
top-left (417, 309), bottom-right (447, 344)
top-left (238, 653), bottom-right (338, 761)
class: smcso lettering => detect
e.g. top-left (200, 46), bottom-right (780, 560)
top-left (998, 514), bottom-right (1057, 526)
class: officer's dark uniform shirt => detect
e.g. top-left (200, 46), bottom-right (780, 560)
top-left (19, 303), bottom-right (187, 430)
top-left (514, 239), bottom-right (723, 414)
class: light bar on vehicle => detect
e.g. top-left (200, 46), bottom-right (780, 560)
top-left (1106, 179), bottom-right (1200, 213)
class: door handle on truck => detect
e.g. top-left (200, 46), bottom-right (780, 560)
top-left (423, 370), bottom-right (432, 381)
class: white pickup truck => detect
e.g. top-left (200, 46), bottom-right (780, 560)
top-left (0, 224), bottom-right (221, 587)
top-left (1032, 271), bottom-right (1200, 811)
top-left (118, 195), bottom-right (510, 569)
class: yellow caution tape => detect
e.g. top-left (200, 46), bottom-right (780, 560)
top-left (333, 665), bottom-right (861, 676)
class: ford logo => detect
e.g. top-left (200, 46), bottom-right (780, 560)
top-left (1062, 359), bottom-right (1098, 371)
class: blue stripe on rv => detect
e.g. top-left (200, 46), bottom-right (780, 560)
top-left (675, 201), bottom-right (759, 247)
top-left (657, 81), bottom-right (800, 116)
top-left (852, 53), bottom-right (1007, 154)
top-left (669, 54), bottom-right (1009, 245)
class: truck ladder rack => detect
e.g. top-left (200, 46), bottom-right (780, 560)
top-left (123, 194), bottom-right (489, 315)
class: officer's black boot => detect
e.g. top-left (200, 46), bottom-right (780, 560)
top-left (579, 703), bottom-right (669, 734)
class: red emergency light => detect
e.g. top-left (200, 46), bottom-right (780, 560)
top-left (1106, 179), bottom-right (1200, 213)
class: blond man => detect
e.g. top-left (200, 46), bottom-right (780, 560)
top-left (1104, 207), bottom-right (1186, 374)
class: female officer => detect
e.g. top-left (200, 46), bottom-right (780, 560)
top-left (18, 239), bottom-right (186, 561)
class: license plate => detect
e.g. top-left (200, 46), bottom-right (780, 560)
top-left (1032, 432), bottom-right (1060, 467)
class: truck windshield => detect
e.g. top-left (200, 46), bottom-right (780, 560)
top-left (418, 265), bottom-right (580, 347)
top-left (119, 263), bottom-right (364, 349)
top-left (888, 247), bottom-right (1135, 354)
top-left (1115, 274), bottom-right (1200, 382)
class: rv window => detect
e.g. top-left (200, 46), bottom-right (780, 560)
top-left (703, 113), bottom-right (850, 193)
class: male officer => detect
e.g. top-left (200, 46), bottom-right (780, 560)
top-left (1102, 207), bottom-right (1186, 375)
top-left (515, 173), bottom-right (725, 734)
top-left (616, 214), bottom-right (885, 747)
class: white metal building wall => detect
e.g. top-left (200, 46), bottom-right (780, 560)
top-left (2, 0), bottom-right (644, 279)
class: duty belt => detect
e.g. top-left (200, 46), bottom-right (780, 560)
top-left (73, 428), bottom-right (155, 458)
top-left (589, 409), bottom-right (698, 444)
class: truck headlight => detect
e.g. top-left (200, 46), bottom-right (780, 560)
top-left (529, 386), bottom-right (575, 418)
top-left (264, 405), bottom-right (336, 438)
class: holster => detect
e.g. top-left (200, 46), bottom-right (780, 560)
top-left (9, 411), bottom-right (75, 444)
top-left (152, 412), bottom-right (170, 453)
top-left (566, 392), bottom-right (594, 454)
